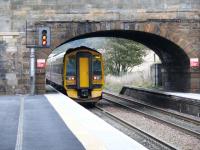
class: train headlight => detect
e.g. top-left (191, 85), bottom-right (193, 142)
top-left (67, 76), bottom-right (75, 80)
top-left (93, 75), bottom-right (101, 80)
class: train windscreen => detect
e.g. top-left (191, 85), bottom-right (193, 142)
top-left (93, 56), bottom-right (102, 75)
top-left (66, 57), bottom-right (76, 76)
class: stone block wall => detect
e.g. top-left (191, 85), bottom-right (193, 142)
top-left (30, 20), bottom-right (199, 93)
top-left (0, 0), bottom-right (199, 32)
top-left (0, 33), bottom-right (30, 95)
top-left (0, 0), bottom-right (199, 95)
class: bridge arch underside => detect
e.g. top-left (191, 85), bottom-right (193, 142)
top-left (63, 30), bottom-right (190, 92)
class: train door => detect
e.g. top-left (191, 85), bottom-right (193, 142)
top-left (77, 52), bottom-right (92, 97)
top-left (79, 57), bottom-right (89, 88)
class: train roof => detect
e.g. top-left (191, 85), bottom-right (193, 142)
top-left (65, 46), bottom-right (100, 54)
top-left (48, 46), bottom-right (100, 60)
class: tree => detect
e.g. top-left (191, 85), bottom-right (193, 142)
top-left (104, 38), bottom-right (146, 76)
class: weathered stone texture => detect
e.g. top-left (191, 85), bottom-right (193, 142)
top-left (0, 0), bottom-right (199, 94)
top-left (0, 0), bottom-right (199, 31)
top-left (30, 20), bottom-right (200, 93)
top-left (0, 33), bottom-right (30, 95)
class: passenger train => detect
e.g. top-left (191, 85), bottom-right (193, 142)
top-left (46, 46), bottom-right (104, 103)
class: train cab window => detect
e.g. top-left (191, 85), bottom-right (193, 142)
top-left (66, 57), bottom-right (76, 76)
top-left (93, 56), bottom-right (102, 75)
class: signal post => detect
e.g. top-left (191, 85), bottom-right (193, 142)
top-left (28, 26), bottom-right (51, 95)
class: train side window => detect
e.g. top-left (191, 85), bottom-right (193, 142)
top-left (61, 64), bottom-right (63, 74)
top-left (66, 57), bottom-right (76, 76)
top-left (93, 56), bottom-right (102, 75)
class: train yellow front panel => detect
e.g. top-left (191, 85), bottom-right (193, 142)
top-left (79, 57), bottom-right (89, 88)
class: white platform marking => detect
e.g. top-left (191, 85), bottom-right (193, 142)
top-left (15, 96), bottom-right (24, 150)
top-left (166, 92), bottom-right (200, 100)
top-left (45, 93), bottom-right (148, 150)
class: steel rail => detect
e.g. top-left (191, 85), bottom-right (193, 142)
top-left (94, 106), bottom-right (176, 150)
top-left (102, 92), bottom-right (200, 139)
top-left (103, 91), bottom-right (200, 126)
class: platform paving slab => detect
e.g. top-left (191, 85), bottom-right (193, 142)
top-left (0, 96), bottom-right (20, 150)
top-left (22, 95), bottom-right (85, 150)
top-left (0, 95), bottom-right (85, 150)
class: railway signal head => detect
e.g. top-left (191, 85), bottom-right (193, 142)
top-left (42, 30), bottom-right (47, 46)
top-left (39, 27), bottom-right (50, 48)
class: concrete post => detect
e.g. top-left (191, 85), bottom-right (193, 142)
top-left (30, 48), bottom-right (35, 95)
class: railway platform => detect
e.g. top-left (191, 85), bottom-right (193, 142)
top-left (166, 92), bottom-right (200, 100)
top-left (120, 86), bottom-right (200, 117)
top-left (0, 87), bottom-right (147, 150)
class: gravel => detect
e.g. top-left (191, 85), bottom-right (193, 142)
top-left (104, 94), bottom-right (200, 133)
top-left (90, 107), bottom-right (171, 150)
top-left (96, 100), bottom-right (200, 150)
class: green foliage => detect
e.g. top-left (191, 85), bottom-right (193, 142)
top-left (52, 37), bottom-right (147, 76)
top-left (104, 38), bottom-right (146, 76)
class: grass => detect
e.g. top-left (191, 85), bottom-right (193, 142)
top-left (103, 73), bottom-right (156, 94)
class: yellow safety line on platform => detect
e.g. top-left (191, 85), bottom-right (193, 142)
top-left (46, 94), bottom-right (107, 150)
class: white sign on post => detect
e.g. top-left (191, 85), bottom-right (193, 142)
top-left (190, 58), bottom-right (199, 67)
top-left (37, 59), bottom-right (46, 68)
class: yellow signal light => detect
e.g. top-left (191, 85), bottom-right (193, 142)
top-left (39, 28), bottom-right (50, 47)
top-left (42, 34), bottom-right (47, 46)
top-left (42, 40), bottom-right (47, 46)
top-left (42, 35), bottom-right (47, 40)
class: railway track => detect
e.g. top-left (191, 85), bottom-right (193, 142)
top-left (91, 106), bottom-right (176, 150)
top-left (102, 91), bottom-right (200, 139)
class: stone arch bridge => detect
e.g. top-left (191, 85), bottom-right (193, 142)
top-left (0, 0), bottom-right (199, 95)
top-left (26, 19), bottom-right (200, 93)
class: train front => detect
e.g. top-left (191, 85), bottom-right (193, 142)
top-left (64, 47), bottom-right (104, 103)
